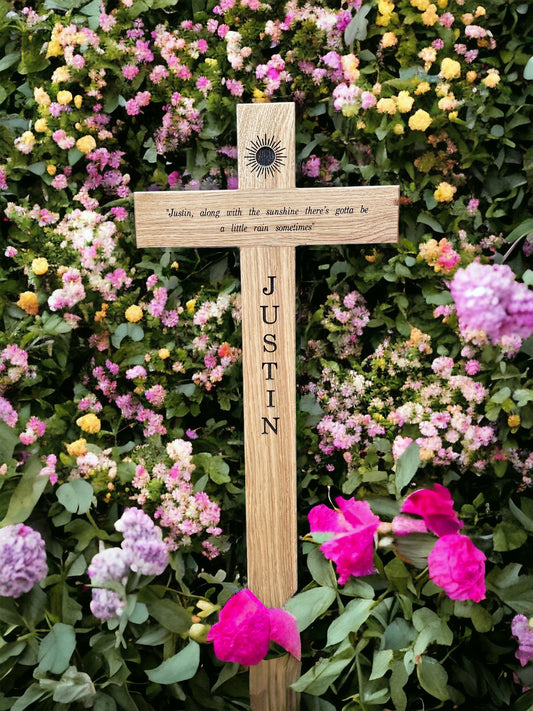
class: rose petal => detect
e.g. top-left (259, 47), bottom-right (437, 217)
top-left (267, 608), bottom-right (301, 660)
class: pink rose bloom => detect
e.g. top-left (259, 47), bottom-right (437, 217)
top-left (401, 483), bottom-right (463, 537)
top-left (308, 497), bottom-right (380, 585)
top-left (206, 589), bottom-right (300, 665)
top-left (427, 534), bottom-right (486, 602)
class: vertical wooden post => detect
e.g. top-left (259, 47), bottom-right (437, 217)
top-left (238, 103), bottom-right (300, 710)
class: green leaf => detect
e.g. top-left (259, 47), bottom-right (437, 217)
top-left (344, 5), bottom-right (372, 44)
top-left (412, 608), bottom-right (453, 656)
top-left (416, 656), bottom-right (450, 701)
top-left (306, 547), bottom-right (337, 589)
top-left (493, 521), bottom-right (528, 552)
top-left (417, 213), bottom-right (444, 233)
top-left (395, 442), bottom-right (420, 495)
top-left (11, 684), bottom-right (46, 711)
top-left (111, 323), bottom-right (145, 348)
top-left (0, 51), bottom-right (20, 73)
top-left (509, 498), bottom-right (533, 534)
top-left (193, 452), bottom-right (230, 485)
top-left (284, 587), bottom-right (336, 633)
top-left (146, 641), bottom-right (200, 684)
top-left (56, 479), bottom-right (94, 514)
top-left (52, 666), bottom-right (96, 705)
top-left (0, 421), bottom-right (21, 460)
top-left (1, 456), bottom-right (48, 525)
top-left (291, 638), bottom-right (355, 695)
top-left (524, 57), bottom-right (533, 81)
top-left (326, 598), bottom-right (374, 646)
top-left (146, 597), bottom-right (192, 634)
top-left (486, 564), bottom-right (533, 615)
top-left (38, 623), bottom-right (76, 675)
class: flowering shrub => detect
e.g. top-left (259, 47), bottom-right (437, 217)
top-left (0, 0), bottom-right (532, 709)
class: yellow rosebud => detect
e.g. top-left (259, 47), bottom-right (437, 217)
top-left (376, 97), bottom-right (397, 115)
top-left (76, 135), bottom-right (97, 154)
top-left (408, 109), bottom-right (432, 131)
top-left (437, 0), bottom-right (447, 7)
top-left (482, 70), bottom-right (500, 88)
top-left (56, 90), bottom-right (73, 105)
top-left (94, 303), bottom-right (108, 323)
top-left (372, 82), bottom-right (382, 95)
top-left (74, 95), bottom-right (83, 109)
top-left (440, 57), bottom-right (461, 80)
top-left (31, 257), bottom-right (49, 275)
top-left (189, 623), bottom-right (210, 643)
top-left (393, 123), bottom-right (404, 135)
top-left (396, 90), bottom-right (414, 113)
top-left (34, 87), bottom-right (51, 106)
top-left (76, 413), bottom-right (101, 434)
top-left (186, 299), bottom-right (196, 314)
top-left (462, 13), bottom-right (474, 24)
top-left (381, 31), bottom-right (398, 48)
top-left (46, 39), bottom-right (63, 58)
top-left (252, 88), bottom-right (269, 103)
top-left (419, 448), bottom-right (434, 461)
top-left (356, 120), bottom-right (366, 130)
top-left (125, 304), bottom-right (143, 322)
top-left (16, 291), bottom-right (39, 315)
top-left (508, 414), bottom-right (521, 429)
top-left (438, 93), bottom-right (457, 111)
top-left (133, 385), bottom-right (144, 395)
top-left (171, 261), bottom-right (179, 270)
top-left (466, 71), bottom-right (478, 83)
top-left (47, 164), bottom-right (57, 176)
top-left (433, 181), bottom-right (456, 202)
top-left (66, 438), bottom-right (88, 457)
top-left (448, 111), bottom-right (458, 120)
top-left (421, 4), bottom-right (438, 25)
top-left (34, 118), bottom-right (48, 133)
top-left (475, 5), bottom-right (486, 16)
top-left (205, 57), bottom-right (218, 66)
top-left (158, 348), bottom-right (170, 360)
top-left (410, 0), bottom-right (429, 9)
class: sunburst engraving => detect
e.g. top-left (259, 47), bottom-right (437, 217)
top-left (245, 134), bottom-right (286, 179)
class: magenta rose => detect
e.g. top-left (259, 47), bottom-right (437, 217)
top-left (400, 483), bottom-right (463, 537)
top-left (427, 533), bottom-right (486, 602)
top-left (308, 497), bottom-right (380, 585)
top-left (206, 589), bottom-right (300, 666)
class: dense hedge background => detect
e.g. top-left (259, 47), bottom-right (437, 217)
top-left (1, 0), bottom-right (533, 709)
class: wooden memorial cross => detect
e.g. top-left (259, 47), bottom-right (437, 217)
top-left (134, 102), bottom-right (399, 710)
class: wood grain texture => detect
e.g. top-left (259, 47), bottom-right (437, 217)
top-left (238, 103), bottom-right (300, 711)
top-left (133, 185), bottom-right (399, 247)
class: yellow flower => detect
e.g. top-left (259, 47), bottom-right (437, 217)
top-left (341, 54), bottom-right (360, 83)
top-left (381, 32), bottom-right (398, 48)
top-left (76, 135), bottom-right (97, 154)
top-left (396, 91), bottom-right (414, 113)
top-left (466, 70), bottom-right (478, 83)
top-left (475, 5), bottom-right (486, 17)
top-left (438, 93), bottom-right (457, 111)
top-left (433, 181), bottom-right (456, 202)
top-left (205, 57), bottom-right (218, 66)
top-left (158, 348), bottom-right (171, 360)
top-left (34, 87), bottom-right (51, 106)
top-left (421, 4), bottom-right (438, 25)
top-left (125, 304), bottom-right (143, 322)
top-left (393, 123), bottom-right (404, 135)
top-left (51, 66), bottom-right (71, 83)
top-left (408, 109), bottom-right (432, 131)
top-left (31, 257), bottom-right (49, 275)
top-left (449, 111), bottom-right (458, 120)
top-left (66, 438), bottom-right (88, 457)
top-left (186, 299), bottom-right (196, 314)
top-left (171, 261), bottom-right (179, 270)
top-left (440, 58), bottom-right (461, 80)
top-left (34, 118), bottom-right (48, 133)
top-left (56, 90), bottom-right (73, 105)
top-left (357, 120), bottom-right (366, 130)
top-left (462, 13), bottom-right (474, 25)
top-left (376, 97), bottom-right (397, 115)
top-left (410, 0), bottom-right (429, 9)
top-left (94, 303), bottom-right (109, 323)
top-left (74, 95), bottom-right (83, 109)
top-left (372, 82), bottom-right (382, 95)
top-left (482, 70), bottom-right (500, 88)
top-left (46, 39), bottom-right (63, 58)
top-left (415, 81), bottom-right (431, 95)
top-left (76, 413), bottom-right (101, 434)
top-left (437, 0), bottom-right (447, 7)
top-left (508, 414), bottom-right (521, 429)
top-left (16, 292), bottom-right (39, 315)
top-left (252, 88), bottom-right (269, 103)
top-left (47, 164), bottom-right (57, 176)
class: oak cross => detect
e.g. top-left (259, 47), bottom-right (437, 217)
top-left (134, 102), bottom-right (399, 711)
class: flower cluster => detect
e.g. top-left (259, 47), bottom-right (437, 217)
top-left (88, 507), bottom-right (168, 620)
top-left (450, 262), bottom-right (533, 348)
top-left (0, 524), bottom-right (48, 598)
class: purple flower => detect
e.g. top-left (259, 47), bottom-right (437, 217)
top-left (450, 262), bottom-right (533, 344)
top-left (206, 589), bottom-right (300, 665)
top-left (427, 534), bottom-right (485, 602)
top-left (87, 547), bottom-right (129, 586)
top-left (308, 498), bottom-right (380, 585)
top-left (0, 524), bottom-right (48, 598)
top-left (512, 615), bottom-right (533, 666)
top-left (90, 588), bottom-right (126, 620)
top-left (115, 508), bottom-right (169, 576)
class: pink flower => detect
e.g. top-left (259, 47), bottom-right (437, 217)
top-left (400, 483), bottom-right (463, 537)
top-left (427, 534), bottom-right (486, 602)
top-left (206, 589), bottom-right (300, 665)
top-left (512, 615), bottom-right (533, 666)
top-left (308, 497), bottom-right (380, 584)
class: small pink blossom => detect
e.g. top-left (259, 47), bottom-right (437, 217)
top-left (206, 589), bottom-right (300, 665)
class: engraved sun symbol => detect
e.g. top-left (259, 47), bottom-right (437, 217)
top-left (245, 134), bottom-right (286, 179)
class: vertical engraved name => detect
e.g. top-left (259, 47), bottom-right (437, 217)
top-left (261, 275), bottom-right (279, 435)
